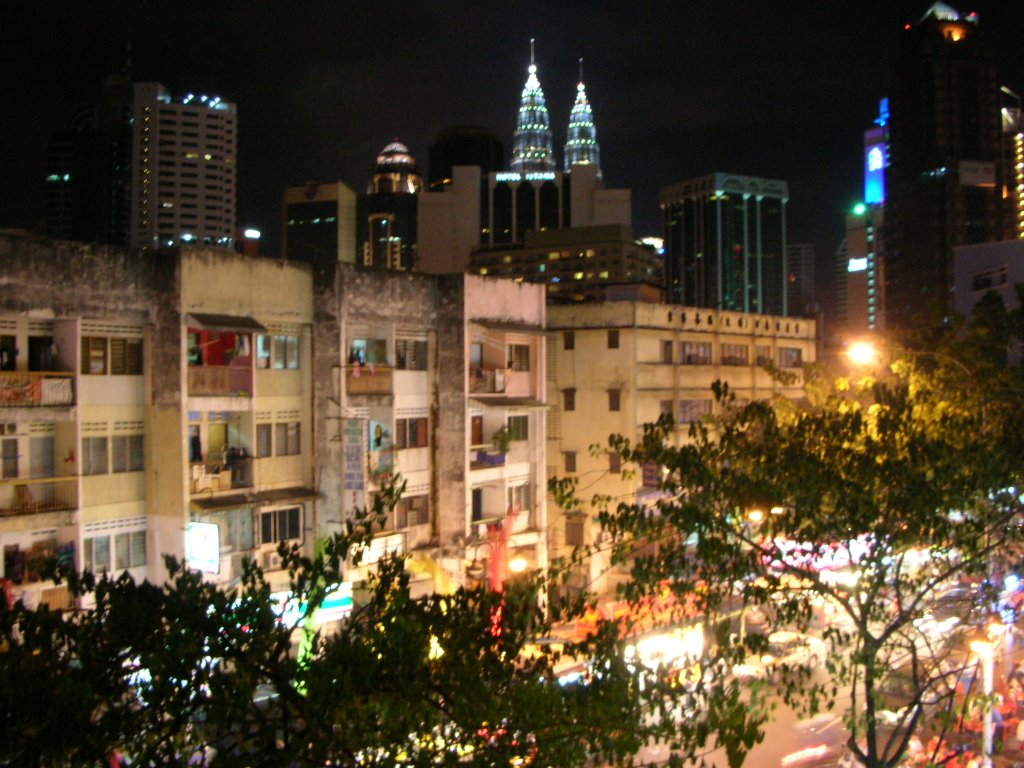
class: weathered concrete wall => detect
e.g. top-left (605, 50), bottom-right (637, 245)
top-left (435, 274), bottom-right (468, 547)
top-left (0, 233), bottom-right (155, 322)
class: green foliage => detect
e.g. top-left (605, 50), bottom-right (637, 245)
top-left (0, 477), bottom-right (669, 767)
top-left (560, 309), bottom-right (1024, 768)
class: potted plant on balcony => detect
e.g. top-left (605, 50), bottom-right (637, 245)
top-left (478, 426), bottom-right (511, 466)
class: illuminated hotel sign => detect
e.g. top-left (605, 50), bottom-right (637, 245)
top-left (494, 172), bottom-right (557, 183)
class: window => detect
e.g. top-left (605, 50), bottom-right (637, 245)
top-left (259, 506), bottom-right (302, 544)
top-left (508, 344), bottom-right (530, 371)
top-left (395, 495), bottom-right (429, 528)
top-left (565, 518), bottom-right (585, 547)
top-left (82, 436), bottom-right (109, 475)
top-left (114, 531), bottom-right (147, 569)
top-left (661, 340), bottom-right (673, 363)
top-left (563, 331), bottom-right (575, 350)
top-left (563, 388), bottom-right (576, 411)
top-left (507, 415), bottom-right (528, 441)
top-left (256, 334), bottom-right (271, 368)
top-left (682, 341), bottom-right (711, 365)
top-left (607, 330), bottom-right (619, 349)
top-left (1, 439), bottom-right (17, 479)
top-left (721, 343), bottom-right (749, 366)
top-left (395, 417), bottom-right (428, 450)
top-left (83, 536), bottom-right (111, 572)
top-left (81, 337), bottom-right (107, 374)
top-left (256, 424), bottom-right (272, 457)
top-left (659, 400), bottom-right (674, 418)
top-left (609, 452), bottom-right (622, 473)
top-left (608, 389), bottom-right (621, 411)
top-left (109, 338), bottom-right (143, 375)
top-left (111, 435), bottom-right (144, 473)
top-left (508, 483), bottom-right (531, 514)
top-left (756, 345), bottom-right (772, 366)
top-left (778, 347), bottom-right (803, 368)
top-left (275, 422), bottom-right (300, 456)
top-left (273, 335), bottom-right (300, 369)
top-left (349, 338), bottom-right (387, 365)
top-left (395, 339), bottom-right (428, 370)
top-left (564, 451), bottom-right (577, 473)
top-left (679, 399), bottom-right (712, 424)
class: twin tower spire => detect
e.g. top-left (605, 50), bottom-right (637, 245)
top-left (510, 39), bottom-right (602, 179)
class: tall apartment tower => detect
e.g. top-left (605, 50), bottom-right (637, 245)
top-left (661, 173), bottom-right (789, 316)
top-left (130, 83), bottom-right (237, 252)
top-left (786, 243), bottom-right (816, 318)
top-left (883, 4), bottom-right (1007, 328)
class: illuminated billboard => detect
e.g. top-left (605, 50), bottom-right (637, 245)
top-left (864, 128), bottom-right (886, 205)
top-left (186, 522), bottom-right (221, 573)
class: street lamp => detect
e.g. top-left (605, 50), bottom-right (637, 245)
top-left (847, 341), bottom-right (879, 367)
top-left (969, 620), bottom-right (1006, 768)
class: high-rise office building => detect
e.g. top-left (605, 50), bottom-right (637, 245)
top-left (661, 173), bottom-right (789, 316)
top-left (356, 141), bottom-right (422, 270)
top-left (130, 83), bottom-right (237, 252)
top-left (510, 41), bottom-right (555, 174)
top-left (786, 243), bottom-right (816, 318)
top-left (427, 127), bottom-right (505, 192)
top-left (883, 4), bottom-right (1008, 328)
top-left (282, 181), bottom-right (357, 267)
top-left (43, 76), bottom-right (133, 245)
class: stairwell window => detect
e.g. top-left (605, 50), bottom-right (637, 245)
top-left (609, 452), bottom-right (622, 473)
top-left (607, 330), bottom-right (619, 349)
top-left (564, 451), bottom-right (577, 473)
top-left (563, 331), bottom-right (575, 350)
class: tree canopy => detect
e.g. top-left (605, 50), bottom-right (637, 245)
top-left (566, 307), bottom-right (1024, 767)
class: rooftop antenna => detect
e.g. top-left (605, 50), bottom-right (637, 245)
top-left (530, 38), bottom-right (535, 65)
top-left (579, 57), bottom-right (584, 82)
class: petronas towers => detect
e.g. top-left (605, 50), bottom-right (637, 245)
top-left (510, 41), bottom-right (602, 178)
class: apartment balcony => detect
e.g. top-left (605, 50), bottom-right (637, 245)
top-left (0, 476), bottom-right (78, 517)
top-left (190, 457), bottom-right (254, 494)
top-left (0, 371), bottom-right (75, 406)
top-left (470, 367), bottom-right (506, 394)
top-left (346, 364), bottom-right (392, 395)
top-left (188, 365), bottom-right (253, 398)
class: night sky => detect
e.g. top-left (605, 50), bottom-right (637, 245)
top-left (3, 1), bottom-right (1023, 279)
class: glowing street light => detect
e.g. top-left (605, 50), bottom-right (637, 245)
top-left (847, 341), bottom-right (879, 367)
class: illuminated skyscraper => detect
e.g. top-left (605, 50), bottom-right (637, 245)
top-left (661, 173), bottom-right (789, 315)
top-left (130, 83), bottom-right (237, 252)
top-left (510, 40), bottom-right (555, 174)
top-left (563, 61), bottom-right (601, 179)
top-left (883, 3), bottom-right (1008, 328)
top-left (356, 140), bottom-right (422, 270)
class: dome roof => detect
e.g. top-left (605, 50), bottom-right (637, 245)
top-left (376, 140), bottom-right (416, 167)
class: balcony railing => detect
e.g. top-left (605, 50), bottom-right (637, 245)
top-left (190, 457), bottom-right (253, 494)
top-left (469, 367), bottom-right (506, 394)
top-left (0, 371), bottom-right (75, 406)
top-left (0, 477), bottom-right (78, 517)
top-left (346, 364), bottom-right (392, 395)
top-left (188, 365), bottom-right (253, 397)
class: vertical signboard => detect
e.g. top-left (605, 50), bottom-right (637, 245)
top-left (342, 418), bottom-right (366, 518)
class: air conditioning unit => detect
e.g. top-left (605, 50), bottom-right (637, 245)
top-left (262, 551), bottom-right (282, 571)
